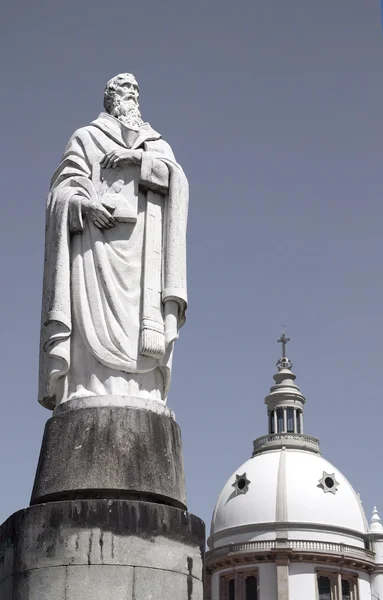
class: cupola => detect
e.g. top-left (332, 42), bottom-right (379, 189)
top-left (253, 332), bottom-right (319, 456)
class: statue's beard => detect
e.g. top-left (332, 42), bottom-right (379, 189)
top-left (110, 97), bottom-right (143, 130)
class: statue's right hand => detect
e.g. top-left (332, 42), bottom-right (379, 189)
top-left (81, 199), bottom-right (116, 229)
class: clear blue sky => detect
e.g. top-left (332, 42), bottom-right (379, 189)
top-left (1, 0), bottom-right (383, 534)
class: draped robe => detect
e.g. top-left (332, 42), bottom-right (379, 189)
top-left (39, 112), bottom-right (188, 410)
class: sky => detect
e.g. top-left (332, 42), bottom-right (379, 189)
top-left (1, 0), bottom-right (383, 537)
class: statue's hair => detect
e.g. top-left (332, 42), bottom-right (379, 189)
top-left (103, 73), bottom-right (139, 114)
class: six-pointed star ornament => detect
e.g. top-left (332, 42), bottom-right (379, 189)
top-left (318, 471), bottom-right (340, 495)
top-left (232, 473), bottom-right (251, 495)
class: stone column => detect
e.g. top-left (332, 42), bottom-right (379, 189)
top-left (236, 571), bottom-right (245, 599)
top-left (331, 576), bottom-right (339, 600)
top-left (337, 572), bottom-right (342, 600)
top-left (283, 408), bottom-right (287, 433)
top-left (299, 411), bottom-right (304, 434)
top-left (275, 555), bottom-right (290, 600)
top-left (293, 409), bottom-right (297, 433)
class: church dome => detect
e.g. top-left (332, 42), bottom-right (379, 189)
top-left (208, 334), bottom-right (368, 551)
top-left (209, 447), bottom-right (368, 549)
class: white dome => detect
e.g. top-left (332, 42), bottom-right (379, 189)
top-left (209, 447), bottom-right (368, 549)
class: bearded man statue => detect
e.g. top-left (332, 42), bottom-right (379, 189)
top-left (39, 73), bottom-right (188, 410)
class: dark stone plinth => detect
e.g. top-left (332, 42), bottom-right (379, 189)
top-left (0, 499), bottom-right (205, 600)
top-left (31, 406), bottom-right (186, 509)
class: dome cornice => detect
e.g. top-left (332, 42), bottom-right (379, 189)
top-left (206, 539), bottom-right (375, 573)
top-left (209, 520), bottom-right (367, 549)
top-left (252, 433), bottom-right (320, 456)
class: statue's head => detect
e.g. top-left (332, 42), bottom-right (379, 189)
top-left (104, 73), bottom-right (143, 129)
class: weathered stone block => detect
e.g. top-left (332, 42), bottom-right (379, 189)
top-left (65, 565), bottom-right (135, 599)
top-left (0, 499), bottom-right (205, 600)
top-left (31, 405), bottom-right (186, 508)
top-left (134, 567), bottom-right (204, 600)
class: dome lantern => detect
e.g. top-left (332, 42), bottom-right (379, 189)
top-left (253, 330), bottom-right (320, 456)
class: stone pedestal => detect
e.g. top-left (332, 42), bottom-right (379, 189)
top-left (0, 402), bottom-right (205, 599)
top-left (31, 403), bottom-right (187, 508)
top-left (0, 500), bottom-right (204, 599)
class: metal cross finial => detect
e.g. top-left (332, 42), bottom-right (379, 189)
top-left (277, 326), bottom-right (290, 359)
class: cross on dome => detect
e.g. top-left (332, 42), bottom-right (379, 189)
top-left (277, 327), bottom-right (292, 370)
top-left (277, 328), bottom-right (290, 358)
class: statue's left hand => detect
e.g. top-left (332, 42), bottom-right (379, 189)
top-left (101, 149), bottom-right (142, 169)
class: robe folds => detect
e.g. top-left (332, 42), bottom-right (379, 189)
top-left (39, 112), bottom-right (188, 410)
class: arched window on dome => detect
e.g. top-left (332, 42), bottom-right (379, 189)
top-left (245, 575), bottom-right (257, 600)
top-left (341, 580), bottom-right (350, 600)
top-left (317, 576), bottom-right (331, 600)
top-left (219, 570), bottom-right (258, 600)
top-left (277, 408), bottom-right (284, 433)
top-left (270, 411), bottom-right (275, 434)
top-left (219, 574), bottom-right (235, 600)
top-left (228, 578), bottom-right (235, 600)
top-left (316, 571), bottom-right (358, 600)
top-left (286, 408), bottom-right (294, 432)
top-left (341, 576), bottom-right (358, 599)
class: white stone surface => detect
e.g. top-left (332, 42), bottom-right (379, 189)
top-left (374, 539), bottom-right (383, 563)
top-left (371, 572), bottom-right (383, 600)
top-left (39, 73), bottom-right (189, 410)
top-left (209, 448), bottom-right (368, 549)
top-left (53, 394), bottom-right (175, 419)
top-left (288, 563), bottom-right (315, 599)
top-left (259, 563), bottom-right (278, 599)
top-left (210, 572), bottom-right (220, 599)
top-left (359, 572), bottom-right (374, 600)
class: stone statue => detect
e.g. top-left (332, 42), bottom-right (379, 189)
top-left (39, 73), bottom-right (189, 410)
